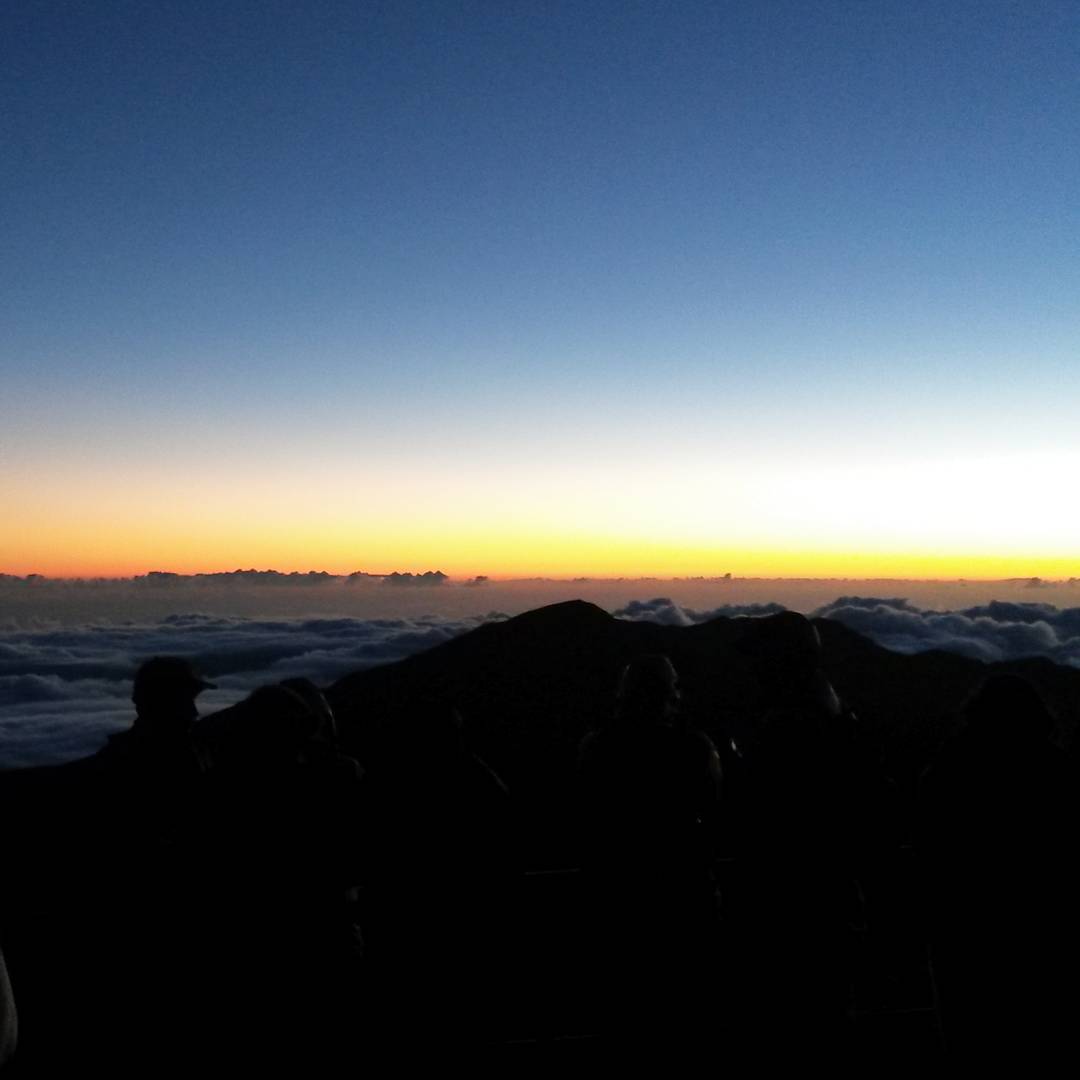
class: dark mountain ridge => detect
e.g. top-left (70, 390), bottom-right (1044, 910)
top-left (5, 599), bottom-right (1076, 812)
top-left (323, 600), bottom-right (1079, 862)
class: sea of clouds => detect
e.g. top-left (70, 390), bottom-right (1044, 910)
top-left (0, 611), bottom-right (504, 768)
top-left (5, 593), bottom-right (1080, 769)
top-left (617, 595), bottom-right (1080, 669)
top-left (813, 597), bottom-right (1080, 667)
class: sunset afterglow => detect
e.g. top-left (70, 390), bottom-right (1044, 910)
top-left (4, 4), bottom-right (1079, 582)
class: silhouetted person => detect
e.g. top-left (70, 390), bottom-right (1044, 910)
top-left (280, 676), bottom-right (341, 748)
top-left (919, 674), bottom-right (1074, 1063)
top-left (577, 655), bottom-right (722, 1049)
top-left (275, 677), bottom-right (367, 1055)
top-left (722, 613), bottom-right (873, 1062)
top-left (49, 657), bottom-right (218, 1073)
top-left (97, 656), bottom-right (217, 1071)
top-left (93, 656), bottom-right (214, 867)
top-left (195, 681), bottom-right (366, 1070)
top-left (359, 693), bottom-right (514, 1053)
top-left (98, 655), bottom-right (214, 782)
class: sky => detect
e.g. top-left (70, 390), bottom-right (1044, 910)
top-left (3, 1), bottom-right (1079, 579)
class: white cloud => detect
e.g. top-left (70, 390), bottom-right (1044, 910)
top-left (813, 597), bottom-right (1080, 667)
top-left (614, 594), bottom-right (1080, 669)
top-left (614, 597), bottom-right (787, 627)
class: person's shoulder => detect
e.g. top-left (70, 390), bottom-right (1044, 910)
top-left (683, 727), bottom-right (718, 750)
top-left (577, 728), bottom-right (604, 767)
top-left (308, 746), bottom-right (364, 781)
top-left (674, 726), bottom-right (720, 760)
top-left (93, 728), bottom-right (138, 764)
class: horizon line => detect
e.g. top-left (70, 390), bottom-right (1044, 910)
top-left (2, 569), bottom-right (1076, 586)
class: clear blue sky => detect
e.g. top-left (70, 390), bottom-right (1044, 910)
top-left (3, 1), bottom-right (1079, 577)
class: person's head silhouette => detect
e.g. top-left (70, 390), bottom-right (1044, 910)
top-left (279, 677), bottom-right (337, 748)
top-left (615, 654), bottom-right (681, 727)
top-left (132, 657), bottom-right (215, 737)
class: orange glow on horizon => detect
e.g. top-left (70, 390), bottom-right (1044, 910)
top-left (5, 449), bottom-right (1077, 581)
top-left (4, 529), bottom-right (1077, 583)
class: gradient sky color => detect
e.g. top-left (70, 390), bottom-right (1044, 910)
top-left (4, 1), bottom-right (1079, 579)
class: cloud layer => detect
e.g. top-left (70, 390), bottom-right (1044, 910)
top-left (614, 595), bottom-right (1080, 670)
top-left (614, 597), bottom-right (788, 627)
top-left (7, 595), bottom-right (1080, 770)
top-left (0, 611), bottom-right (504, 768)
top-left (812, 597), bottom-right (1080, 667)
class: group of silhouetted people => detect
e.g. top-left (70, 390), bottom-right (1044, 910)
top-left (0, 656), bottom-right (521, 1074)
top-left (2, 615), bottom-right (1078, 1072)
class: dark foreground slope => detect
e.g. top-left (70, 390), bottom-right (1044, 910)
top-left (2, 600), bottom-right (1079, 1069)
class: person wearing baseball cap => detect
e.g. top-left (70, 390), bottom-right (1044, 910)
top-left (93, 656), bottom-right (216, 777)
top-left (131, 656), bottom-right (216, 737)
top-left (77, 656), bottom-right (218, 1070)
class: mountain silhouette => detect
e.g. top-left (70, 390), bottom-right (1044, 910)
top-left (4, 598), bottom-right (1077, 862)
top-left (321, 600), bottom-right (1078, 862)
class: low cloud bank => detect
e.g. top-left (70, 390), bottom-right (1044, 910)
top-left (812, 597), bottom-right (1080, 667)
top-left (0, 611), bottom-right (505, 768)
top-left (614, 597), bottom-right (788, 627)
top-left (614, 595), bottom-right (1080, 670)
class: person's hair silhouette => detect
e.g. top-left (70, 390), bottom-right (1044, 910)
top-left (613, 653), bottom-right (681, 727)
